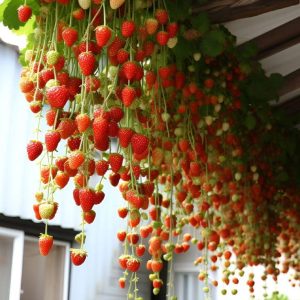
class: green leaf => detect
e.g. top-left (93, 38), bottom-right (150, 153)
top-left (191, 12), bottom-right (210, 34)
top-left (237, 42), bottom-right (258, 60)
top-left (0, 0), bottom-right (11, 22)
top-left (245, 114), bottom-right (256, 130)
top-left (13, 16), bottom-right (35, 36)
top-left (165, 0), bottom-right (193, 21)
top-left (200, 30), bottom-right (226, 57)
top-left (172, 36), bottom-right (196, 62)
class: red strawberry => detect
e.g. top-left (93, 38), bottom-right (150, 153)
top-left (45, 131), bottom-right (61, 152)
top-left (167, 22), bottom-right (179, 38)
top-left (121, 20), bottom-right (135, 38)
top-left (33, 204), bottom-right (42, 220)
top-left (55, 156), bottom-right (68, 171)
top-left (18, 5), bottom-right (32, 22)
top-left (108, 153), bottom-right (123, 173)
top-left (57, 119), bottom-right (76, 139)
top-left (131, 134), bottom-right (149, 155)
top-left (73, 188), bottom-right (80, 205)
top-left (95, 25), bottom-right (112, 47)
top-left (108, 36), bottom-right (125, 57)
top-left (93, 117), bottom-right (109, 142)
top-left (109, 173), bottom-right (120, 186)
top-left (78, 52), bottom-right (96, 76)
top-left (155, 9), bottom-right (168, 25)
top-left (117, 231), bottom-right (127, 241)
top-left (156, 31), bottom-right (169, 46)
top-left (84, 210), bottom-right (96, 224)
top-left (79, 188), bottom-right (95, 212)
top-left (119, 277), bottom-right (126, 289)
top-left (136, 244), bottom-right (146, 257)
top-left (55, 171), bottom-right (70, 188)
top-left (118, 127), bottom-right (134, 148)
top-left (145, 71), bottom-right (156, 88)
top-left (95, 160), bottom-right (109, 176)
top-left (94, 191), bottom-right (105, 204)
top-left (108, 121), bottom-right (119, 137)
top-left (122, 61), bottom-right (137, 81)
top-left (109, 107), bottom-right (124, 122)
top-left (67, 136), bottom-right (81, 151)
top-left (126, 258), bottom-right (140, 272)
top-left (27, 140), bottom-right (43, 161)
top-left (145, 18), bottom-right (158, 35)
top-left (39, 234), bottom-right (53, 256)
top-left (118, 207), bottom-right (128, 218)
top-left (121, 86), bottom-right (136, 107)
top-left (117, 49), bottom-right (129, 64)
top-left (62, 27), bottom-right (78, 47)
top-left (110, 0), bottom-right (125, 9)
top-left (70, 249), bottom-right (87, 266)
top-left (68, 151), bottom-right (85, 170)
top-left (29, 101), bottom-right (42, 113)
top-left (72, 8), bottom-right (85, 20)
top-left (47, 86), bottom-right (69, 108)
top-left (143, 40), bottom-right (155, 57)
top-left (75, 113), bottom-right (91, 133)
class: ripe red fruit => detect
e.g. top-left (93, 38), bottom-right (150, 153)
top-left (93, 117), bottom-right (109, 142)
top-left (78, 52), bottom-right (96, 76)
top-left (68, 151), bottom-right (85, 170)
top-left (122, 61), bottom-right (137, 81)
top-left (109, 173), bottom-right (120, 186)
top-left (167, 22), bottom-right (179, 38)
top-left (62, 27), bottom-right (78, 47)
top-left (95, 25), bottom-right (112, 47)
top-left (118, 207), bottom-right (128, 218)
top-left (121, 86), bottom-right (136, 107)
top-left (79, 188), bottom-right (95, 212)
top-left (136, 244), bottom-right (146, 257)
top-left (84, 210), bottom-right (96, 224)
top-left (95, 160), bottom-right (109, 176)
top-left (131, 134), bottom-right (149, 155)
top-left (117, 49), bottom-right (129, 64)
top-left (118, 127), bottom-right (134, 148)
top-left (94, 191), bottom-right (105, 205)
top-left (39, 234), bottom-right (53, 256)
top-left (18, 5), bottom-right (32, 22)
top-left (109, 107), bottom-right (124, 122)
top-left (57, 119), bottom-right (77, 139)
top-left (70, 249), bottom-right (87, 266)
top-left (145, 18), bottom-right (158, 35)
top-left (121, 20), bottom-right (135, 38)
top-left (75, 113), bottom-right (91, 133)
top-left (126, 258), bottom-right (140, 272)
top-left (119, 277), bottom-right (126, 289)
top-left (156, 31), bottom-right (169, 46)
top-left (155, 9), bottom-right (168, 24)
top-left (45, 131), bottom-right (61, 152)
top-left (117, 231), bottom-right (127, 242)
top-left (55, 171), bottom-right (70, 189)
top-left (46, 86), bottom-right (69, 108)
top-left (27, 140), bottom-right (43, 161)
top-left (108, 153), bottom-right (123, 173)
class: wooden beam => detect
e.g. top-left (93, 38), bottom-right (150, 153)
top-left (191, 0), bottom-right (300, 23)
top-left (238, 17), bottom-right (300, 59)
top-left (279, 95), bottom-right (300, 114)
top-left (279, 69), bottom-right (300, 96)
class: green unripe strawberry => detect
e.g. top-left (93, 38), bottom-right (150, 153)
top-left (46, 50), bottom-right (60, 65)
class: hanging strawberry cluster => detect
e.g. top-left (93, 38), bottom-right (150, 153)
top-left (10, 0), bottom-right (300, 298)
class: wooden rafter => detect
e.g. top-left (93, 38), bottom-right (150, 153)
top-left (278, 95), bottom-right (300, 115)
top-left (279, 69), bottom-right (300, 96)
top-left (239, 17), bottom-right (300, 59)
top-left (191, 0), bottom-right (300, 23)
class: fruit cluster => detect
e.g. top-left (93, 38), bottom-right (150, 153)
top-left (13, 0), bottom-right (300, 299)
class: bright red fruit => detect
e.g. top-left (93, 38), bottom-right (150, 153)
top-left (95, 25), bottom-right (112, 47)
top-left (46, 86), bottom-right (69, 108)
top-left (108, 153), bottom-right (123, 173)
top-left (27, 140), bottom-right (43, 161)
top-left (121, 20), bottom-right (135, 38)
top-left (70, 249), bottom-right (87, 266)
top-left (131, 134), bottom-right (149, 155)
top-left (62, 27), bottom-right (78, 47)
top-left (18, 5), bottom-right (32, 22)
top-left (45, 131), bottom-right (61, 152)
top-left (39, 234), bottom-right (53, 256)
top-left (78, 52), bottom-right (96, 76)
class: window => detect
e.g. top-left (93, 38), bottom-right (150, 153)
top-left (0, 214), bottom-right (77, 300)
